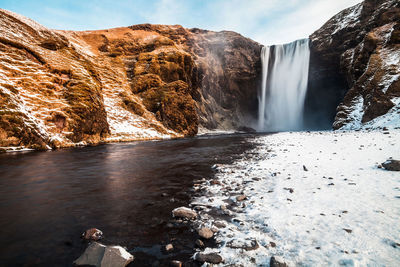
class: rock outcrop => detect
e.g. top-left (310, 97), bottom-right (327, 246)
top-left (308, 0), bottom-right (400, 130)
top-left (0, 10), bottom-right (261, 149)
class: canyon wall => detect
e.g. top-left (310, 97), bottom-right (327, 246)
top-left (308, 0), bottom-right (400, 130)
top-left (1, 0), bottom-right (399, 150)
top-left (0, 9), bottom-right (261, 150)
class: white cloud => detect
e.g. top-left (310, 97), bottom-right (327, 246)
top-left (142, 0), bottom-right (363, 45)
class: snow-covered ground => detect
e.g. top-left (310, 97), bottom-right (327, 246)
top-left (192, 130), bottom-right (400, 266)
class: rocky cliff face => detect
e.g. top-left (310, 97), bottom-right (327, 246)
top-left (0, 10), bottom-right (261, 150)
top-left (309, 0), bottom-right (400, 130)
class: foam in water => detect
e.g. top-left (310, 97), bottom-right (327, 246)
top-left (258, 39), bottom-right (310, 131)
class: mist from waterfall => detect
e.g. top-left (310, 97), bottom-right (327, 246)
top-left (258, 39), bottom-right (310, 132)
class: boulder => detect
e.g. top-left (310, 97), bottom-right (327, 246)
top-left (101, 246), bottom-right (134, 267)
top-left (194, 252), bottom-right (223, 264)
top-left (74, 242), bottom-right (105, 266)
top-left (270, 256), bottom-right (288, 267)
top-left (82, 228), bottom-right (103, 241)
top-left (195, 239), bottom-right (205, 248)
top-left (172, 207), bottom-right (197, 220)
top-left (170, 260), bottom-right (182, 267)
top-left (74, 243), bottom-right (134, 267)
top-left (198, 227), bottom-right (214, 239)
top-left (236, 195), bottom-right (246, 201)
top-left (382, 159), bottom-right (400, 171)
top-left (226, 239), bottom-right (259, 251)
top-left (165, 243), bottom-right (174, 252)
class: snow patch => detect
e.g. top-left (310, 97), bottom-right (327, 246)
top-left (191, 130), bottom-right (400, 266)
top-left (332, 3), bottom-right (363, 35)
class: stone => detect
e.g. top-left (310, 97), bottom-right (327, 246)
top-left (270, 256), bottom-right (288, 267)
top-left (226, 239), bottom-right (259, 251)
top-left (101, 246), bottom-right (134, 267)
top-left (194, 252), bottom-right (223, 264)
top-left (343, 228), bottom-right (352, 233)
top-left (236, 195), bottom-right (247, 201)
top-left (198, 227), bottom-right (214, 239)
top-left (213, 221), bottom-right (226, 228)
top-left (172, 207), bottom-right (197, 220)
top-left (170, 260), bottom-right (182, 267)
top-left (195, 239), bottom-right (204, 248)
top-left (382, 159), bottom-right (400, 171)
top-left (303, 165), bottom-right (308, 171)
top-left (165, 244), bottom-right (174, 252)
top-left (74, 242), bottom-right (106, 266)
top-left (82, 228), bottom-right (103, 241)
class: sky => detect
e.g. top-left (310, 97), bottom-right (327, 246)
top-left (0, 0), bottom-right (363, 45)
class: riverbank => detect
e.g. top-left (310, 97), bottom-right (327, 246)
top-left (189, 129), bottom-right (400, 266)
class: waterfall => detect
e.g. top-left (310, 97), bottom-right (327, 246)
top-left (258, 39), bottom-right (310, 132)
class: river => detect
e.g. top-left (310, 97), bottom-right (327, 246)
top-left (0, 133), bottom-right (259, 266)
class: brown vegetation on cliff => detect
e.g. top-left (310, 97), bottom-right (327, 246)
top-left (0, 11), bottom-right (262, 149)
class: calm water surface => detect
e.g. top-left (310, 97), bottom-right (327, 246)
top-left (0, 133), bottom-right (259, 266)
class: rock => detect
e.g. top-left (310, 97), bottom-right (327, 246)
top-left (270, 256), bottom-right (288, 267)
top-left (309, 0), bottom-right (400, 130)
top-left (382, 159), bottom-right (400, 171)
top-left (194, 252), bottom-right (223, 264)
top-left (170, 260), bottom-right (182, 267)
top-left (0, 10), bottom-right (262, 149)
top-left (343, 228), bottom-right (352, 233)
top-left (82, 228), bottom-right (103, 241)
top-left (236, 195), bottom-right (246, 201)
top-left (165, 244), bottom-right (174, 252)
top-left (195, 239), bottom-right (204, 248)
top-left (172, 207), bottom-right (197, 220)
top-left (101, 246), bottom-right (134, 267)
top-left (214, 221), bottom-right (226, 228)
top-left (303, 165), bottom-right (308, 171)
top-left (198, 227), bottom-right (214, 239)
top-left (74, 242), bottom-right (106, 266)
top-left (226, 239), bottom-right (259, 251)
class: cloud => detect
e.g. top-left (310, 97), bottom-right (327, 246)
top-left (2, 0), bottom-right (363, 44)
top-left (140, 0), bottom-right (362, 45)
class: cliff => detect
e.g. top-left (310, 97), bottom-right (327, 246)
top-left (0, 9), bottom-right (261, 150)
top-left (308, 0), bottom-right (400, 130)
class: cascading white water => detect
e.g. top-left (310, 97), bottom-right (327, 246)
top-left (258, 39), bottom-right (310, 131)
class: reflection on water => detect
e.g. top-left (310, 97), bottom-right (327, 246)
top-left (0, 134), bottom-right (258, 266)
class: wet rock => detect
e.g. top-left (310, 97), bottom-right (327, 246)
top-left (198, 227), bottom-right (213, 239)
top-left (270, 256), bottom-right (288, 267)
top-left (170, 260), bottom-right (182, 267)
top-left (82, 228), bottom-right (103, 241)
top-left (74, 242), bottom-right (105, 266)
top-left (227, 239), bottom-right (259, 251)
top-left (165, 244), bottom-right (174, 252)
top-left (382, 159), bottom-right (400, 171)
top-left (101, 246), bottom-right (134, 267)
top-left (236, 195), bottom-right (247, 201)
top-left (195, 239), bottom-right (204, 248)
top-left (172, 207), bottom-right (197, 220)
top-left (194, 252), bottom-right (223, 264)
top-left (211, 179), bottom-right (222, 185)
top-left (214, 221), bottom-right (226, 228)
